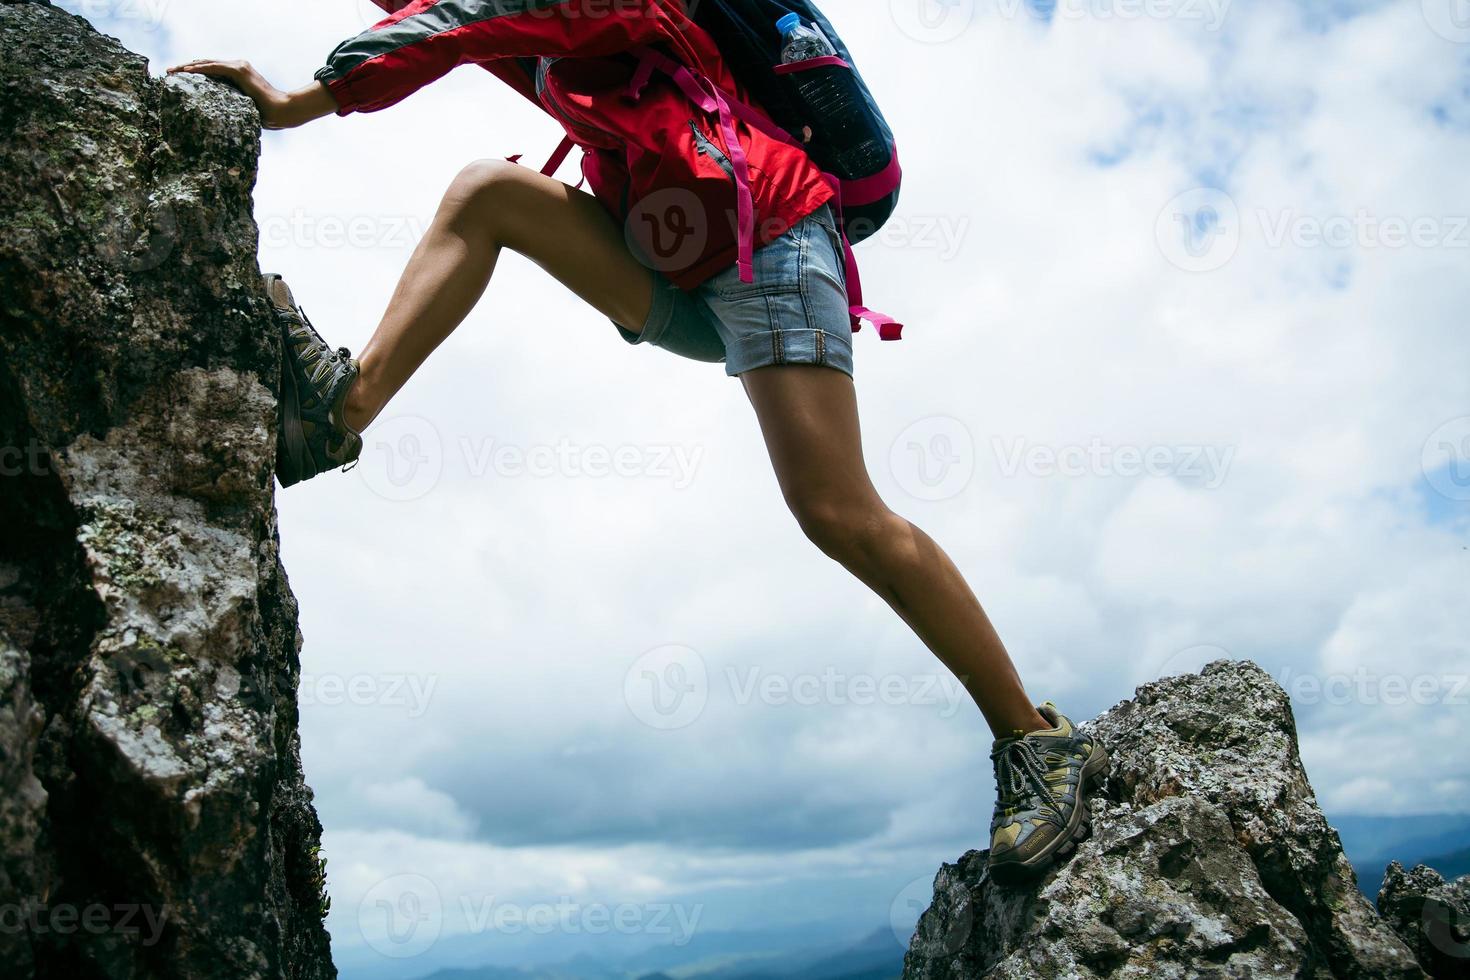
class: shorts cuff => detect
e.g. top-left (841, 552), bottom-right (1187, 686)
top-left (614, 277), bottom-right (680, 348)
top-left (723, 328), bottom-right (854, 378)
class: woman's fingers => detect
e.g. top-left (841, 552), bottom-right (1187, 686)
top-left (166, 59), bottom-right (245, 77)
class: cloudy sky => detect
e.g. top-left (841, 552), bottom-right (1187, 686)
top-left (65, 0), bottom-right (1469, 975)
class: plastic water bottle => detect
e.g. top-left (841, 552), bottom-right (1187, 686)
top-left (778, 12), bottom-right (835, 64)
top-left (775, 13), bottom-right (889, 180)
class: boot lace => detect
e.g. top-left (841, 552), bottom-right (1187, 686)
top-left (992, 738), bottom-right (1064, 827)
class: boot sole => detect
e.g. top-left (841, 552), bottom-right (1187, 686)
top-left (989, 742), bottom-right (1110, 885)
top-left (265, 274), bottom-right (316, 488)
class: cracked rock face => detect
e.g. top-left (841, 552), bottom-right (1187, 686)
top-left (1377, 862), bottom-right (1470, 979)
top-left (0, 2), bottom-right (334, 977)
top-left (901, 661), bottom-right (1425, 979)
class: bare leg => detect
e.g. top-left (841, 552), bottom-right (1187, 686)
top-left (739, 365), bottom-right (1049, 739)
top-left (341, 160), bottom-right (656, 431)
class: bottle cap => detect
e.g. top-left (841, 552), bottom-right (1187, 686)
top-left (776, 12), bottom-right (802, 35)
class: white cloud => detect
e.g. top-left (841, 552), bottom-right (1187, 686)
top-left (63, 0), bottom-right (1470, 970)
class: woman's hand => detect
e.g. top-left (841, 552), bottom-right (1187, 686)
top-left (167, 60), bottom-right (337, 130)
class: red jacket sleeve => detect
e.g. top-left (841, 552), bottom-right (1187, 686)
top-left (315, 0), bottom-right (676, 115)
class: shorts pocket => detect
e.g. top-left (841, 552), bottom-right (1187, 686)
top-left (710, 219), bottom-right (807, 301)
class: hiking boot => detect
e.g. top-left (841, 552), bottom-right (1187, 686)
top-left (986, 703), bottom-right (1109, 884)
top-left (264, 273), bottom-right (363, 488)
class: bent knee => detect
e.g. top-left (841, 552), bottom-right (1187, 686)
top-left (442, 158), bottom-right (529, 219)
top-left (789, 497), bottom-right (894, 564)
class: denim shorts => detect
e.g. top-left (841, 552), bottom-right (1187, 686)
top-left (615, 204), bottom-right (854, 377)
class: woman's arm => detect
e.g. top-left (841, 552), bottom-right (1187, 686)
top-left (166, 60), bottom-right (339, 130)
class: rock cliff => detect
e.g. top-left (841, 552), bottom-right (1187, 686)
top-left (901, 661), bottom-right (1455, 979)
top-left (0, 2), bottom-right (335, 976)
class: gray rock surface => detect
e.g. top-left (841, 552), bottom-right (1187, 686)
top-left (902, 661), bottom-right (1426, 979)
top-left (1377, 861), bottom-right (1470, 978)
top-left (0, 1), bottom-right (335, 976)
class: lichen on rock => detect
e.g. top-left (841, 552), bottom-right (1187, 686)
top-left (901, 661), bottom-right (1430, 979)
top-left (0, 2), bottom-right (334, 976)
top-left (1378, 861), bottom-right (1470, 979)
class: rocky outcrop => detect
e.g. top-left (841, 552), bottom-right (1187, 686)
top-left (0, 2), bottom-right (334, 977)
top-left (902, 661), bottom-right (1428, 979)
top-left (1377, 862), bottom-right (1470, 979)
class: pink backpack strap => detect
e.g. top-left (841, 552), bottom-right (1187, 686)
top-left (719, 95), bottom-right (904, 340)
top-left (626, 47), bottom-right (903, 336)
top-left (541, 136), bottom-right (577, 178)
top-left (628, 47), bottom-right (755, 283)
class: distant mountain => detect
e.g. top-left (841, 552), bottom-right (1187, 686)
top-left (410, 927), bottom-right (902, 980)
top-left (1413, 845), bottom-right (1470, 881)
top-left (1333, 813), bottom-right (1470, 895)
top-left (624, 929), bottom-right (901, 980)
